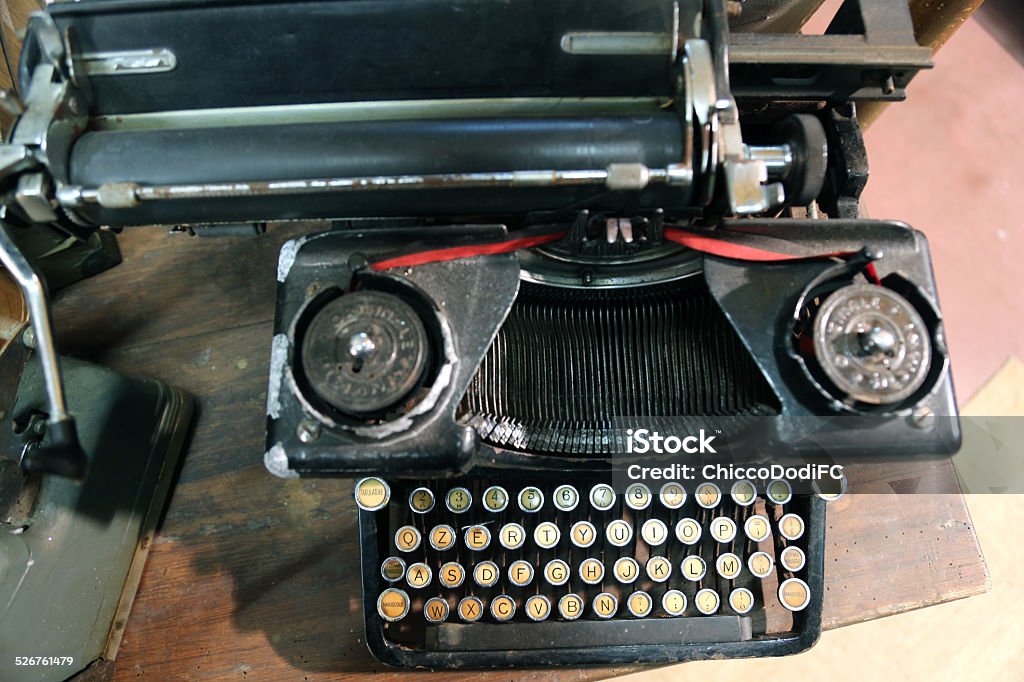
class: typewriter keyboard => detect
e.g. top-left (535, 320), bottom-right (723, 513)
top-left (356, 476), bottom-right (822, 661)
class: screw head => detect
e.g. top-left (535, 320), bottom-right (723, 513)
top-left (910, 407), bottom-right (934, 429)
top-left (297, 419), bottom-right (321, 443)
top-left (348, 331), bottom-right (377, 360)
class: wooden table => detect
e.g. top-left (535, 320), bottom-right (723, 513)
top-left (52, 225), bottom-right (989, 681)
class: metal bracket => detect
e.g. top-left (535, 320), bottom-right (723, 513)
top-left (76, 49), bottom-right (177, 77)
top-left (0, 13), bottom-right (92, 478)
top-left (685, 29), bottom-right (786, 216)
top-left (0, 210), bottom-right (86, 479)
top-left (727, 0), bottom-right (932, 102)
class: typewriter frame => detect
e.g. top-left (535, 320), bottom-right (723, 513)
top-left (357, 493), bottom-right (826, 667)
top-left (266, 218), bottom-right (959, 480)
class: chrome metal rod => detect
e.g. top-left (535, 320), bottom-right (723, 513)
top-left (0, 221), bottom-right (68, 423)
top-left (66, 163), bottom-right (692, 210)
top-left (747, 144), bottom-right (794, 176)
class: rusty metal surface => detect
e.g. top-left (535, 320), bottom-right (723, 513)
top-left (910, 0), bottom-right (987, 52)
top-left (860, 0), bottom-right (985, 127)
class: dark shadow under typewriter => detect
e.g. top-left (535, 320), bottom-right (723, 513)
top-left (1, 0), bottom-right (960, 670)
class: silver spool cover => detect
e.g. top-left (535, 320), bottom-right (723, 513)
top-left (812, 283), bottom-right (931, 405)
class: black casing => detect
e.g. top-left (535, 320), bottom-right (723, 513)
top-left (266, 219), bottom-right (959, 480)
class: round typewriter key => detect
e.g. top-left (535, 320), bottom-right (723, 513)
top-left (525, 595), bottom-right (552, 622)
top-left (558, 594), bottom-right (585, 620)
top-left (767, 479), bottom-right (792, 505)
top-left (681, 555), bottom-right (707, 581)
top-left (606, 519), bottom-right (633, 547)
top-left (464, 524), bottom-right (491, 551)
top-left (439, 561), bottom-right (466, 589)
top-left (710, 516), bottom-right (737, 543)
top-left (613, 556), bottom-right (640, 584)
top-left (813, 473), bottom-right (848, 501)
top-left (640, 518), bottom-right (668, 546)
top-left (645, 556), bottom-right (672, 583)
top-left (408, 487), bottom-right (435, 514)
top-left (662, 589), bottom-right (687, 616)
top-left (748, 551), bottom-right (775, 578)
top-left (482, 485), bottom-right (509, 512)
top-left (624, 482), bottom-right (651, 510)
top-left (394, 525), bottom-right (421, 552)
top-left (579, 558), bottom-right (605, 585)
top-left (377, 588), bottom-right (410, 622)
top-left (457, 596), bottom-right (484, 622)
top-left (423, 597), bottom-right (450, 623)
top-left (695, 588), bottom-right (720, 615)
top-left (744, 514), bottom-right (771, 543)
top-left (406, 562), bottom-right (432, 589)
top-left (518, 486), bottom-right (544, 513)
top-left (675, 518), bottom-right (703, 545)
top-left (780, 545), bottom-right (806, 572)
top-left (553, 484), bottom-right (579, 511)
top-left (473, 561), bottom-right (500, 588)
top-left (695, 482), bottom-right (721, 509)
top-left (499, 522), bottom-right (526, 550)
top-left (508, 560), bottom-right (535, 587)
top-left (659, 482), bottom-right (686, 509)
top-left (592, 592), bottom-right (618, 619)
top-left (779, 513), bottom-right (806, 541)
top-left (544, 559), bottom-right (571, 586)
top-left (354, 477), bottom-right (390, 512)
top-left (381, 556), bottom-right (406, 583)
top-left (534, 521), bottom-right (561, 549)
top-left (490, 595), bottom-right (517, 622)
top-left (731, 480), bottom-right (757, 506)
top-left (778, 577), bottom-right (811, 611)
top-left (589, 483), bottom-right (616, 511)
top-left (730, 587), bottom-right (755, 614)
top-left (429, 524), bottom-right (456, 551)
top-left (570, 521), bottom-right (597, 548)
top-left (715, 552), bottom-right (743, 580)
top-left (446, 486), bottom-right (473, 513)
top-left (627, 591), bottom-right (653, 618)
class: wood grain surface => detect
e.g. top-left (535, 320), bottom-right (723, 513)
top-left (50, 225), bottom-right (989, 681)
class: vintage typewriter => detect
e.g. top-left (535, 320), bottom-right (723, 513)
top-left (0, 0), bottom-right (959, 670)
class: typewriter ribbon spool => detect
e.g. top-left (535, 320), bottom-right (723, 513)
top-left (300, 290), bottom-right (432, 417)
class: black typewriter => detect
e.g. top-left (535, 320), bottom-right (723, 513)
top-left (0, 0), bottom-right (958, 670)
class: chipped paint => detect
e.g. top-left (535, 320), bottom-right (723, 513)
top-left (277, 235), bottom-right (310, 282)
top-left (266, 334), bottom-right (289, 419)
top-left (264, 443), bottom-right (298, 479)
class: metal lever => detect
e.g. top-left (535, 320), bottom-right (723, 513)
top-left (0, 216), bottom-right (87, 479)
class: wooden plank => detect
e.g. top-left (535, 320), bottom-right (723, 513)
top-left (0, 0), bottom-right (41, 136)
top-left (49, 226), bottom-right (988, 680)
top-left (53, 224), bottom-right (309, 356)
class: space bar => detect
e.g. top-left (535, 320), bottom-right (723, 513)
top-left (426, 616), bottom-right (752, 651)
